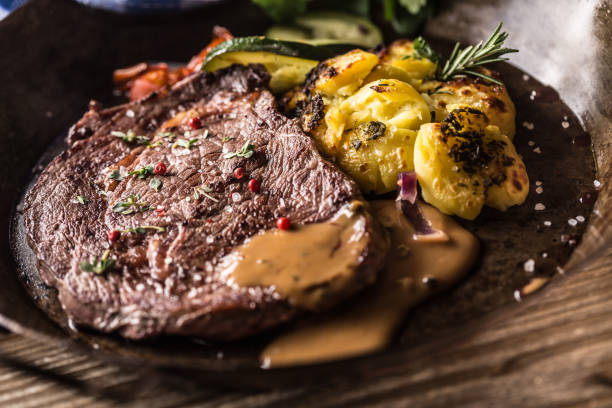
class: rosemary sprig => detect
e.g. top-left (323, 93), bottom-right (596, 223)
top-left (415, 23), bottom-right (517, 86)
top-left (80, 250), bottom-right (115, 275)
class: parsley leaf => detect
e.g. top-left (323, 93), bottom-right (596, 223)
top-left (195, 185), bottom-right (219, 202)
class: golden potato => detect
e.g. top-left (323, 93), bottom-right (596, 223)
top-left (419, 74), bottom-right (516, 139)
top-left (318, 79), bottom-right (432, 194)
top-left (313, 49), bottom-right (379, 97)
top-left (378, 39), bottom-right (437, 85)
top-left (414, 108), bottom-right (528, 219)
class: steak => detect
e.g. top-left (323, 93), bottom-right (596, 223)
top-left (23, 65), bottom-right (388, 340)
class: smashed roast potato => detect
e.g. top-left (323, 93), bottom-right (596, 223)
top-left (420, 73), bottom-right (516, 139)
top-left (414, 108), bottom-right (528, 220)
top-left (283, 40), bottom-right (520, 199)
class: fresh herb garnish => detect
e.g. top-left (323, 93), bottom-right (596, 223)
top-left (74, 195), bottom-right (89, 205)
top-left (415, 23), bottom-right (517, 86)
top-left (202, 130), bottom-right (210, 139)
top-left (120, 225), bottom-right (166, 234)
top-left (111, 130), bottom-right (150, 145)
top-left (195, 185), bottom-right (219, 202)
top-left (158, 131), bottom-right (176, 140)
top-left (147, 141), bottom-right (163, 148)
top-left (173, 138), bottom-right (199, 150)
top-left (412, 35), bottom-right (440, 63)
top-left (80, 250), bottom-right (115, 275)
top-left (129, 164), bottom-right (154, 179)
top-left (108, 169), bottom-right (124, 181)
top-left (222, 135), bottom-right (234, 143)
top-left (149, 177), bottom-right (162, 192)
top-left (223, 141), bottom-right (255, 159)
top-left (112, 194), bottom-right (150, 215)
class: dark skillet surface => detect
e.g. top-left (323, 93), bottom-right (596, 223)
top-left (0, 0), bottom-right (603, 387)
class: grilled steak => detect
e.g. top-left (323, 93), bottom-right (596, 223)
top-left (23, 65), bottom-right (387, 340)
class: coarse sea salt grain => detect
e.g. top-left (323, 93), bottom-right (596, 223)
top-left (544, 220), bottom-right (552, 226)
top-left (522, 121), bottom-right (535, 130)
top-left (528, 140), bottom-right (535, 146)
top-left (561, 121), bottom-right (570, 128)
top-left (568, 218), bottom-right (578, 226)
top-left (231, 192), bottom-right (241, 202)
top-left (126, 109), bottom-right (135, 118)
top-left (523, 74), bottom-right (530, 81)
top-left (542, 252), bottom-right (548, 258)
top-left (535, 203), bottom-right (546, 211)
top-left (524, 259), bottom-right (535, 273)
top-left (530, 90), bottom-right (537, 100)
top-left (206, 235), bottom-right (214, 244)
top-left (535, 180), bottom-right (543, 186)
top-left (594, 180), bottom-right (601, 188)
top-left (576, 215), bottom-right (585, 222)
top-left (536, 186), bottom-right (544, 194)
top-left (533, 146), bottom-right (542, 154)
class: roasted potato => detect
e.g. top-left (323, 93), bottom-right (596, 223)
top-left (419, 73), bottom-right (516, 139)
top-left (378, 39), bottom-right (437, 86)
top-left (414, 108), bottom-right (528, 219)
top-left (320, 79), bottom-right (431, 193)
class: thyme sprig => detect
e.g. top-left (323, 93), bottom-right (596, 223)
top-left (80, 250), bottom-right (115, 275)
top-left (414, 23), bottom-right (517, 86)
top-left (111, 130), bottom-right (150, 145)
top-left (112, 194), bottom-right (150, 215)
top-left (223, 141), bottom-right (255, 159)
top-left (129, 164), bottom-right (154, 179)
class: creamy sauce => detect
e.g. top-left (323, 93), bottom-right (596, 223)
top-left (260, 200), bottom-right (479, 368)
top-left (220, 202), bottom-right (369, 310)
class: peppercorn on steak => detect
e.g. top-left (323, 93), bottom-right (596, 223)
top-left (23, 65), bottom-right (387, 340)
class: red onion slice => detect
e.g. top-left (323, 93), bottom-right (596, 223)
top-left (396, 172), bottom-right (448, 241)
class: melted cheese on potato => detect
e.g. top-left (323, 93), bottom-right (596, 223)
top-left (414, 108), bottom-right (528, 219)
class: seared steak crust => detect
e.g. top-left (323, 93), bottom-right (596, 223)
top-left (23, 65), bottom-right (387, 340)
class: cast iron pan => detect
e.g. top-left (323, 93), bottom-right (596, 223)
top-left (1, 0), bottom-right (610, 388)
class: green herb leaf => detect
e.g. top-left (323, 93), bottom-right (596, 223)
top-left (173, 138), bottom-right (199, 150)
top-left (80, 250), bottom-right (115, 275)
top-left (149, 177), bottom-right (162, 192)
top-left (120, 225), bottom-right (166, 234)
top-left (108, 169), bottom-right (124, 181)
top-left (412, 36), bottom-right (440, 64)
top-left (223, 141), bottom-right (255, 159)
top-left (112, 194), bottom-right (150, 215)
top-left (158, 131), bottom-right (176, 140)
top-left (222, 135), bottom-right (234, 143)
top-left (129, 164), bottom-right (154, 179)
top-left (111, 130), bottom-right (150, 145)
top-left (251, 0), bottom-right (306, 22)
top-left (436, 23), bottom-right (517, 85)
top-left (75, 195), bottom-right (89, 205)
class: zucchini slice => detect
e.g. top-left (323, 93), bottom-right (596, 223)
top-left (202, 37), bottom-right (360, 93)
top-left (266, 12), bottom-right (383, 48)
